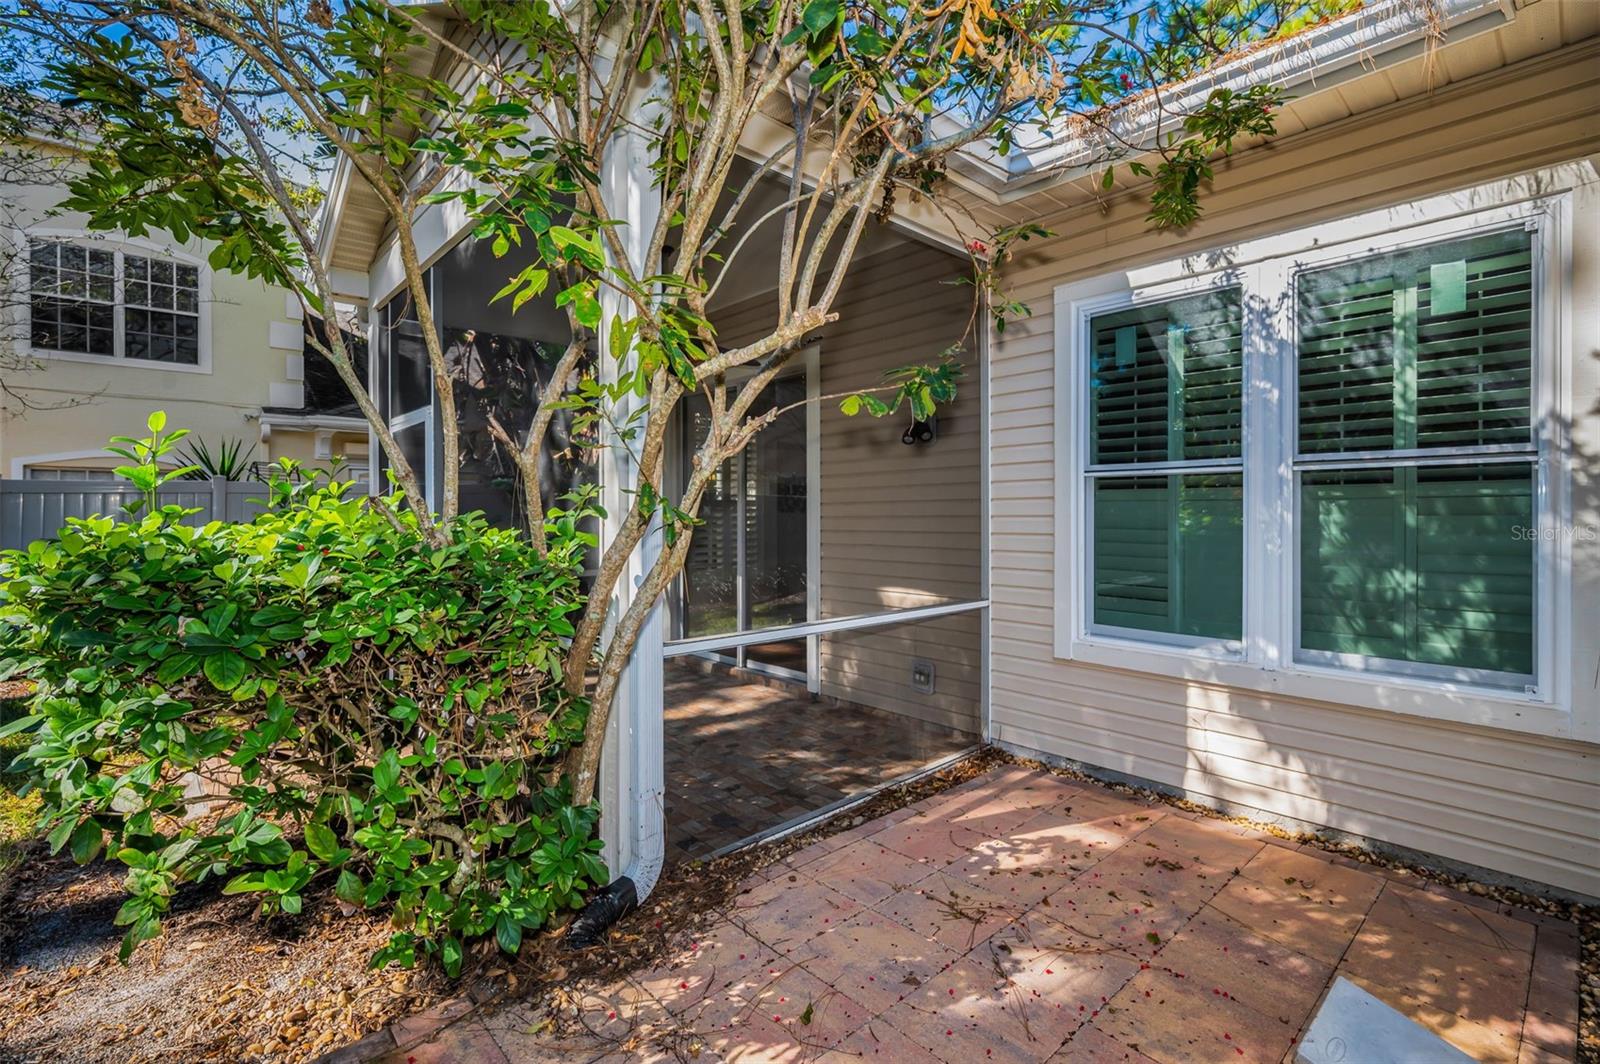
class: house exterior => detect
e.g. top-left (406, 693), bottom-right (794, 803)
top-left (0, 132), bottom-right (368, 480)
top-left (319, 0), bottom-right (1599, 904)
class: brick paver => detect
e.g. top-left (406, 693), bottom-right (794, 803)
top-left (378, 765), bottom-right (1582, 1063)
top-left (663, 663), bottom-right (978, 863)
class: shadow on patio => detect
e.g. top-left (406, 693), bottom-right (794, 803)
top-left (378, 760), bottom-right (1584, 1063)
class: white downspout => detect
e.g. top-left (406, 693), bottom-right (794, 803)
top-left (569, 74), bottom-right (666, 943)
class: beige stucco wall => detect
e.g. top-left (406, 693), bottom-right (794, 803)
top-left (0, 146), bottom-right (307, 477)
top-left (985, 39), bottom-right (1600, 897)
top-left (263, 428), bottom-right (370, 471)
top-left (713, 239), bottom-right (984, 734)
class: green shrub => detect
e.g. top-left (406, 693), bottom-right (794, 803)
top-left (0, 416), bottom-right (605, 974)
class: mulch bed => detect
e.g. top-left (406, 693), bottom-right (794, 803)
top-left (0, 842), bottom-right (449, 1063)
top-left (0, 751), bottom-right (1003, 1064)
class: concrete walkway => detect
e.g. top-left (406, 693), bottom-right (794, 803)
top-left (373, 764), bottom-right (1581, 1063)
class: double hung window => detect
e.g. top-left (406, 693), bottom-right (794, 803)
top-left (1059, 194), bottom-right (1565, 716)
top-left (1294, 229), bottom-right (1537, 681)
top-left (1087, 289), bottom-right (1245, 644)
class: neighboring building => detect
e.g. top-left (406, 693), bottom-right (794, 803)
top-left (318, 0), bottom-right (1599, 905)
top-left (256, 324), bottom-right (371, 482)
top-left (0, 124), bottom-right (366, 480)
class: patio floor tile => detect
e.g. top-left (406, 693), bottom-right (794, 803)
top-left (866, 814), bottom-right (989, 868)
top-left (729, 868), bottom-right (864, 955)
top-left (971, 912), bottom-right (1143, 1045)
top-left (1339, 884), bottom-right (1536, 1034)
top-left (912, 767), bottom-right (1082, 840)
top-left (1092, 965), bottom-right (1303, 1064)
top-left (1122, 816), bottom-right (1267, 876)
top-left (1366, 879), bottom-right (1537, 953)
top-left (873, 870), bottom-right (1023, 955)
top-left (1149, 907), bottom-right (1332, 1026)
top-left (878, 953), bottom-right (1062, 1063)
top-left (940, 804), bottom-right (1153, 908)
top-left (805, 839), bottom-right (938, 906)
top-left (797, 908), bottom-right (963, 1014)
top-left (1052, 1023), bottom-right (1163, 1062)
top-left (683, 963), bottom-right (873, 1056)
top-left (818, 1017), bottom-right (946, 1062)
top-left (1048, 859), bottom-right (1225, 960)
top-left (1523, 925), bottom-right (1581, 1057)
top-left (1207, 847), bottom-right (1381, 966)
top-left (635, 923), bottom-right (780, 1014)
top-left (692, 1009), bottom-right (814, 1062)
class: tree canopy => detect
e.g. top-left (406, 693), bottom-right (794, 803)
top-left (0, 0), bottom-right (1352, 805)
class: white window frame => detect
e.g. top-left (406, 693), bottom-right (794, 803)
top-left (18, 228), bottom-right (213, 374)
top-left (1073, 274), bottom-right (1251, 659)
top-left (1053, 178), bottom-right (1577, 740)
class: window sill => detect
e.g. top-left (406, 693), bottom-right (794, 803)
top-left (1056, 635), bottom-right (1575, 741)
top-left (26, 347), bottom-right (212, 375)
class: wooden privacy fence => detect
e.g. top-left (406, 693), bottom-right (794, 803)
top-left (0, 477), bottom-right (272, 552)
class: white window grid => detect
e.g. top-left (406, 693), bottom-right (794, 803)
top-left (24, 237), bottom-right (205, 369)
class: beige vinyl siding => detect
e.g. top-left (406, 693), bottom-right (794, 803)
top-left (713, 239), bottom-right (983, 733)
top-left (986, 38), bottom-right (1600, 897)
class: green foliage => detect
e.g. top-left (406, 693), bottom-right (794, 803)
top-left (105, 411), bottom-right (199, 516)
top-left (1139, 84), bottom-right (1284, 230)
top-left (0, 427), bottom-right (605, 975)
top-left (178, 436), bottom-right (258, 482)
top-left (840, 350), bottom-right (964, 423)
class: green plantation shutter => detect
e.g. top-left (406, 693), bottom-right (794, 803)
top-left (1300, 467), bottom-right (1534, 674)
top-left (1298, 229), bottom-right (1534, 454)
top-left (1087, 288), bottom-right (1244, 643)
top-left (1093, 478), bottom-right (1170, 630)
top-left (1415, 234), bottom-right (1534, 449)
top-left (1175, 475), bottom-right (1244, 638)
top-left (1296, 228), bottom-right (1538, 680)
top-left (1412, 466), bottom-right (1535, 673)
top-left (1092, 475), bottom-right (1243, 640)
top-left (1298, 273), bottom-right (1398, 452)
top-left (1091, 289), bottom-right (1243, 464)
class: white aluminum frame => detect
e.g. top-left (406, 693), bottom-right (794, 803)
top-left (1053, 176), bottom-right (1579, 740)
top-left (386, 405), bottom-right (436, 513)
top-left (1075, 277), bottom-right (1250, 657)
top-left (664, 345), bottom-right (821, 689)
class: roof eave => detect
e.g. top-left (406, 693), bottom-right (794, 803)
top-left (949, 0), bottom-right (1516, 204)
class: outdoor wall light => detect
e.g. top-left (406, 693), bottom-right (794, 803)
top-left (902, 417), bottom-right (937, 446)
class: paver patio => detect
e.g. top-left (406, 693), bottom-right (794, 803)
top-left (376, 764), bottom-right (1582, 1063)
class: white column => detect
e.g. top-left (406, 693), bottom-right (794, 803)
top-left (595, 87), bottom-right (666, 898)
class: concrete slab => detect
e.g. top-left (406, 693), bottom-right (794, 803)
top-left (1296, 977), bottom-right (1476, 1064)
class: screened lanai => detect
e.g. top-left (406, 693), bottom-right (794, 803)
top-left (657, 161), bottom-right (987, 862)
top-left (366, 159), bottom-right (987, 867)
